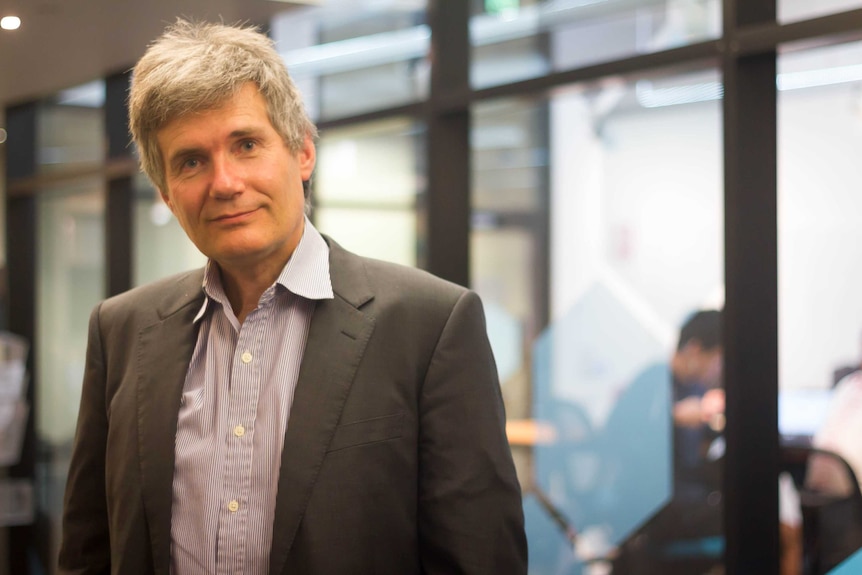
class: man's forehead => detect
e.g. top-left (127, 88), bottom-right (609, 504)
top-left (158, 87), bottom-right (272, 148)
top-left (158, 83), bottom-right (266, 130)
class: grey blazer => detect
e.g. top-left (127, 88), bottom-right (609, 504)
top-left (58, 238), bottom-right (527, 575)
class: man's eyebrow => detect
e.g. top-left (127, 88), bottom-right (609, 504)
top-left (167, 147), bottom-right (204, 169)
top-left (229, 127), bottom-right (265, 139)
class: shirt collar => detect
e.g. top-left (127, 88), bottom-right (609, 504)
top-left (193, 216), bottom-right (333, 323)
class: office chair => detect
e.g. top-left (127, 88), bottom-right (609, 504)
top-left (607, 479), bottom-right (723, 575)
top-left (781, 444), bottom-right (862, 575)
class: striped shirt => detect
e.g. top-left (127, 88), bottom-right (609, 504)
top-left (170, 219), bottom-right (333, 575)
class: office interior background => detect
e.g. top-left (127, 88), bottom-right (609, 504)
top-left (3, 0), bottom-right (862, 573)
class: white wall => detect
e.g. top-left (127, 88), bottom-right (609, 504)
top-left (779, 82), bottom-right (862, 389)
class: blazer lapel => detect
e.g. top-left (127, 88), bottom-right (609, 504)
top-left (136, 270), bottom-right (205, 574)
top-left (269, 240), bottom-right (375, 575)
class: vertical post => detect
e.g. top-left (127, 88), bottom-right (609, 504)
top-left (426, 0), bottom-right (470, 287)
top-left (106, 176), bottom-right (134, 295)
top-left (105, 70), bottom-right (134, 295)
top-left (723, 0), bottom-right (779, 572)
top-left (5, 102), bottom-right (39, 575)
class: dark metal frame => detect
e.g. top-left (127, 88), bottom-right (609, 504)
top-left (723, 0), bottom-right (780, 571)
top-left (105, 70), bottom-right (135, 297)
top-left (4, 101), bottom-right (39, 575)
top-left (7, 0), bottom-right (862, 572)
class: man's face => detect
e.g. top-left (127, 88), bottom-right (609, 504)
top-left (156, 83), bottom-right (315, 272)
top-left (678, 341), bottom-right (724, 388)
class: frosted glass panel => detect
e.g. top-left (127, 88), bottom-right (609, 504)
top-left (780, 0), bottom-right (862, 24)
top-left (778, 40), bottom-right (862, 573)
top-left (271, 1), bottom-right (428, 121)
top-left (472, 0), bottom-right (722, 89)
top-left (313, 118), bottom-right (423, 266)
top-left (475, 67), bottom-right (725, 574)
top-left (36, 179), bottom-right (105, 574)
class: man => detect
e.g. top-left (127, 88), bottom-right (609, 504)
top-left (603, 310), bottom-right (723, 510)
top-left (668, 309), bottom-right (724, 498)
top-left (59, 20), bottom-right (526, 575)
top-left (604, 310), bottom-right (724, 573)
top-left (608, 309), bottom-right (800, 574)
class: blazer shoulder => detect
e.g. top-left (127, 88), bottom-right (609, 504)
top-left (364, 257), bottom-right (466, 298)
top-left (328, 238), bottom-right (469, 311)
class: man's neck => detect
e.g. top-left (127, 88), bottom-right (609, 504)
top-left (217, 258), bottom-right (287, 324)
top-left (213, 219), bottom-right (305, 324)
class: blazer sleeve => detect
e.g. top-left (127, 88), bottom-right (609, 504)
top-left (58, 303), bottom-right (111, 575)
top-left (417, 290), bottom-right (528, 574)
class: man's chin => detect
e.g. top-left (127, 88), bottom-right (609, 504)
top-left (208, 243), bottom-right (291, 270)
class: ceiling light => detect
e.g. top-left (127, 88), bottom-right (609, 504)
top-left (1, 16), bottom-right (20, 30)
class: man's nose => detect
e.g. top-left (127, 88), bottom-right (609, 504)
top-left (210, 155), bottom-right (244, 198)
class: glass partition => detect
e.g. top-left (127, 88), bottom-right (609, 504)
top-left (471, 0), bottom-right (722, 89)
top-left (474, 66), bottom-right (725, 574)
top-left (37, 81), bottom-right (105, 175)
top-left (36, 179), bottom-right (105, 573)
top-left (313, 117), bottom-right (425, 267)
top-left (10, 77), bottom-right (110, 575)
top-left (780, 0), bottom-right (862, 24)
top-left (471, 97), bottom-right (546, 426)
top-left (270, 0), bottom-right (429, 121)
top-left (778, 39), bottom-right (862, 574)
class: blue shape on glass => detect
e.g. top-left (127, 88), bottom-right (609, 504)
top-left (598, 362), bottom-right (673, 543)
top-left (523, 492), bottom-right (583, 575)
top-left (829, 547), bottom-right (862, 575)
top-left (528, 282), bottom-right (672, 571)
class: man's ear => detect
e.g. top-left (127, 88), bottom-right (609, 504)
top-left (298, 134), bottom-right (316, 181)
top-left (158, 189), bottom-right (175, 213)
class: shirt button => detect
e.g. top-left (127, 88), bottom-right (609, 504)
top-left (241, 351), bottom-right (253, 364)
top-left (234, 425), bottom-right (245, 438)
top-left (228, 500), bottom-right (239, 512)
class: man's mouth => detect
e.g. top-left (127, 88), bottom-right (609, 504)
top-left (212, 208), bottom-right (257, 222)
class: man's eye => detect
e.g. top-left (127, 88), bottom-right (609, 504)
top-left (183, 158), bottom-right (200, 169)
top-left (241, 140), bottom-right (256, 151)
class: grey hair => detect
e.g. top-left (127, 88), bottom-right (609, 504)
top-left (128, 19), bottom-right (317, 194)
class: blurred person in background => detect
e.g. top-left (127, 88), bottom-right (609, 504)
top-left (811, 370), bottom-right (862, 492)
top-left (610, 309), bottom-right (802, 575)
top-left (604, 310), bottom-right (724, 574)
top-left (669, 309), bottom-right (724, 500)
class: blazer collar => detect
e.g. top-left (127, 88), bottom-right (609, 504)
top-left (155, 268), bottom-right (207, 320)
top-left (324, 235), bottom-right (374, 309)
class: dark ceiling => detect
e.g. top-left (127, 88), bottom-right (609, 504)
top-left (0, 0), bottom-right (311, 107)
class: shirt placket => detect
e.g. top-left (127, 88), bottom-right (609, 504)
top-left (215, 303), bottom-right (269, 575)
